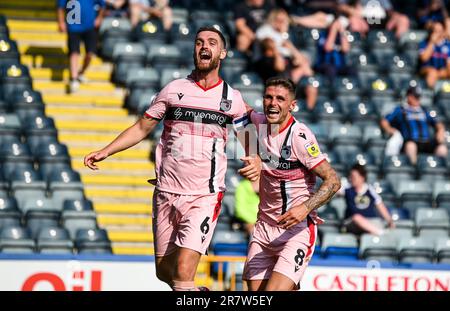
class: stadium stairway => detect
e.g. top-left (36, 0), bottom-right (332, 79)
top-left (4, 0), bottom-right (156, 255)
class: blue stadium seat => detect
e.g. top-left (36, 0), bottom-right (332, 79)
top-left (9, 89), bottom-right (45, 120)
top-left (0, 112), bottom-right (22, 138)
top-left (62, 199), bottom-right (98, 239)
top-left (125, 67), bottom-right (160, 90)
top-left (232, 72), bottom-right (263, 93)
top-left (398, 236), bottom-right (434, 263)
top-left (75, 229), bottom-right (112, 254)
top-left (433, 181), bottom-right (450, 210)
top-left (333, 76), bottom-right (362, 102)
top-left (415, 208), bottom-right (449, 237)
top-left (0, 64), bottom-right (32, 101)
top-left (36, 226), bottom-right (74, 254)
top-left (0, 225), bottom-right (35, 253)
top-left (329, 124), bottom-right (362, 147)
top-left (23, 114), bottom-right (57, 137)
top-left (417, 155), bottom-right (447, 183)
top-left (112, 42), bottom-right (146, 85)
top-left (160, 68), bottom-right (191, 88)
top-left (0, 39), bottom-right (19, 66)
top-left (368, 30), bottom-right (396, 51)
top-left (359, 234), bottom-right (397, 262)
top-left (317, 205), bottom-right (341, 234)
top-left (23, 198), bottom-right (60, 238)
top-left (312, 99), bottom-right (343, 125)
top-left (0, 196), bottom-right (21, 229)
top-left (133, 19), bottom-right (167, 48)
top-left (346, 100), bottom-right (378, 127)
top-left (146, 44), bottom-right (183, 71)
top-left (126, 88), bottom-right (157, 114)
top-left (99, 17), bottom-right (132, 59)
top-left (321, 233), bottom-right (359, 260)
top-left (435, 237), bottom-right (450, 264)
top-left (395, 180), bottom-right (433, 207)
top-left (382, 155), bottom-right (415, 182)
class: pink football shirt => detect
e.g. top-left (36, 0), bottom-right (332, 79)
top-left (250, 112), bottom-right (327, 226)
top-left (145, 78), bottom-right (250, 195)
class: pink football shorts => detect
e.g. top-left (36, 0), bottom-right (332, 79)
top-left (243, 216), bottom-right (317, 286)
top-left (152, 190), bottom-right (224, 257)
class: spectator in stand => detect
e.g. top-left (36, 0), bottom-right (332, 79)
top-left (380, 85), bottom-right (448, 165)
top-left (284, 0), bottom-right (352, 30)
top-left (256, 8), bottom-right (314, 83)
top-left (104, 0), bottom-right (129, 17)
top-left (129, 0), bottom-right (172, 30)
top-left (338, 0), bottom-right (409, 38)
top-left (234, 178), bottom-right (260, 236)
top-left (57, 0), bottom-right (105, 93)
top-left (419, 21), bottom-right (450, 88)
top-left (340, 164), bottom-right (395, 236)
top-left (253, 38), bottom-right (318, 110)
top-left (417, 0), bottom-right (449, 31)
top-left (315, 18), bottom-right (355, 80)
top-left (234, 0), bottom-right (274, 53)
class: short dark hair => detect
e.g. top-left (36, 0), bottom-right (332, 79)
top-left (195, 26), bottom-right (227, 49)
top-left (350, 164), bottom-right (367, 181)
top-left (264, 77), bottom-right (296, 98)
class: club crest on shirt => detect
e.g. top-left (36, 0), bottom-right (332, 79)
top-left (280, 145), bottom-right (291, 159)
top-left (220, 98), bottom-right (232, 112)
top-left (304, 142), bottom-right (320, 157)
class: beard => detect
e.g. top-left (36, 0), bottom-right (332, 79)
top-left (193, 53), bottom-right (221, 73)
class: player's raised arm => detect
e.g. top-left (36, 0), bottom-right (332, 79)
top-left (84, 116), bottom-right (159, 170)
top-left (277, 160), bottom-right (341, 229)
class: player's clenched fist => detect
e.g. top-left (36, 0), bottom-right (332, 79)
top-left (84, 150), bottom-right (108, 170)
top-left (277, 204), bottom-right (309, 230)
top-left (238, 156), bottom-right (261, 182)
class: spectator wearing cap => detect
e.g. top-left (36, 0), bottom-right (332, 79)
top-left (380, 85), bottom-right (448, 165)
top-left (419, 21), bottom-right (450, 88)
top-left (339, 164), bottom-right (394, 236)
top-left (57, 0), bottom-right (105, 93)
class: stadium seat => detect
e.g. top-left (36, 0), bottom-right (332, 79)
top-left (398, 236), bottom-right (434, 263)
top-left (359, 234), bottom-right (397, 262)
top-left (160, 68), bottom-right (190, 88)
top-left (146, 44), bottom-right (183, 71)
top-left (0, 196), bottom-right (21, 229)
top-left (36, 226), bottom-right (74, 254)
top-left (0, 113), bottom-right (22, 138)
top-left (0, 39), bottom-right (19, 66)
top-left (0, 141), bottom-right (33, 174)
top-left (126, 88), bottom-right (157, 114)
top-left (136, 91), bottom-right (158, 115)
top-left (26, 133), bottom-right (59, 156)
top-left (99, 17), bottom-right (132, 59)
top-left (328, 197), bottom-right (347, 220)
top-left (112, 42), bottom-right (146, 85)
top-left (435, 237), bottom-right (450, 264)
top-left (62, 199), bottom-right (98, 239)
top-left (11, 180), bottom-right (47, 213)
top-left (125, 67), bottom-right (160, 90)
top-left (368, 30), bottom-right (396, 50)
top-left (0, 226), bottom-right (35, 253)
top-left (333, 145), bottom-right (363, 165)
top-left (23, 198), bottom-right (60, 238)
top-left (332, 76), bottom-right (362, 102)
top-left (395, 180), bottom-right (433, 207)
top-left (417, 155), bottom-right (447, 182)
top-left (312, 99), bottom-right (343, 125)
top-left (297, 75), bottom-right (331, 99)
top-left (433, 181), bottom-right (450, 209)
top-left (23, 114), bottom-right (57, 137)
top-left (241, 90), bottom-right (263, 111)
top-left (232, 72), bottom-right (263, 93)
top-left (316, 205), bottom-right (341, 234)
top-left (329, 124), bottom-right (362, 147)
top-left (321, 233), bottom-right (358, 260)
top-left (382, 155), bottom-right (415, 182)
top-left (415, 208), bottom-right (449, 236)
top-left (75, 229), bottom-right (112, 254)
top-left (9, 89), bottom-right (45, 120)
top-left (133, 19), bottom-right (167, 48)
top-left (346, 100), bottom-right (378, 127)
top-left (50, 182), bottom-right (85, 212)
top-left (307, 123), bottom-right (329, 146)
top-left (367, 76), bottom-right (396, 100)
top-left (169, 22), bottom-right (195, 44)
top-left (0, 64), bottom-right (32, 100)
top-left (435, 81), bottom-right (450, 101)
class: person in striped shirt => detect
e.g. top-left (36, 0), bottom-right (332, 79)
top-left (380, 85), bottom-right (447, 165)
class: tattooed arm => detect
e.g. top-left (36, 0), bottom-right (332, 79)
top-left (277, 160), bottom-right (341, 229)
